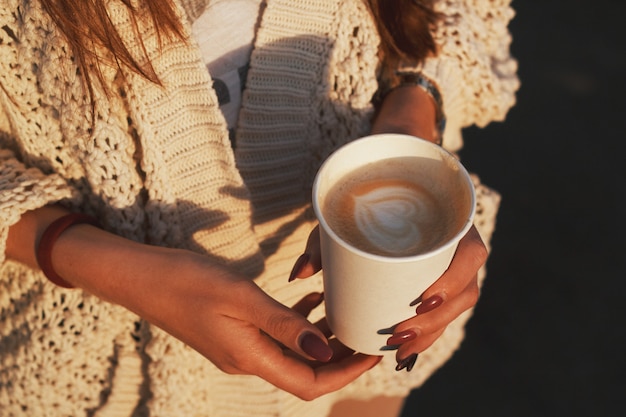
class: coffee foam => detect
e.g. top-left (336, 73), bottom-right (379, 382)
top-left (323, 156), bottom-right (469, 257)
top-left (353, 180), bottom-right (436, 256)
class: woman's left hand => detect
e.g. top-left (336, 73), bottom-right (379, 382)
top-left (289, 224), bottom-right (487, 370)
top-left (288, 77), bottom-right (488, 369)
top-left (383, 225), bottom-right (487, 368)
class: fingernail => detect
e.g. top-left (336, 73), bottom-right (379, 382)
top-left (386, 330), bottom-right (418, 346)
top-left (395, 353), bottom-right (418, 372)
top-left (289, 253), bottom-right (310, 282)
top-left (415, 295), bottom-right (443, 315)
top-left (299, 332), bottom-right (333, 362)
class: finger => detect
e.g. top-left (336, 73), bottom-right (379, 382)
top-left (270, 292), bottom-right (325, 351)
top-left (282, 335), bottom-right (355, 368)
top-left (255, 348), bottom-right (381, 401)
top-left (327, 337), bottom-right (359, 362)
top-left (418, 225), bottom-right (487, 304)
top-left (225, 322), bottom-right (380, 400)
top-left (304, 225), bottom-right (322, 272)
top-left (393, 276), bottom-right (479, 355)
top-left (239, 281), bottom-right (334, 363)
top-left (399, 274), bottom-right (479, 335)
top-left (305, 353), bottom-right (381, 396)
top-left (420, 275), bottom-right (479, 333)
top-left (291, 292), bottom-right (324, 317)
top-left (395, 327), bottom-right (445, 360)
top-left (387, 227), bottom-right (484, 346)
top-left (289, 225), bottom-right (322, 280)
top-left (314, 315), bottom-right (332, 338)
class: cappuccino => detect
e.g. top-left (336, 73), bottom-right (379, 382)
top-left (322, 156), bottom-right (471, 257)
top-left (313, 134), bottom-right (476, 354)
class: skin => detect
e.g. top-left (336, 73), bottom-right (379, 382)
top-left (292, 83), bottom-right (489, 365)
top-left (374, 86), bottom-right (487, 362)
top-left (6, 206), bottom-right (379, 401)
top-left (4, 85), bottom-right (486, 400)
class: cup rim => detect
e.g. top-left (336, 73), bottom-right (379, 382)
top-left (312, 134), bottom-right (476, 263)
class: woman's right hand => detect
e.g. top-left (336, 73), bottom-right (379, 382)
top-left (106, 242), bottom-right (380, 400)
top-left (6, 206), bottom-right (380, 400)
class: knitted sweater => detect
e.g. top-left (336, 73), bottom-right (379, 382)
top-left (0, 0), bottom-right (519, 416)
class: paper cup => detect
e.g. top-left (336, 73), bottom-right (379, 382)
top-left (312, 134), bottom-right (476, 355)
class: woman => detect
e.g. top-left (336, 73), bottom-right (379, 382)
top-left (0, 0), bottom-right (519, 415)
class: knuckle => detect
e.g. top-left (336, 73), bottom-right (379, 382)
top-left (296, 387), bottom-right (324, 401)
top-left (232, 355), bottom-right (257, 374)
top-left (403, 329), bottom-right (444, 355)
top-left (467, 236), bottom-right (489, 270)
top-left (264, 312), bottom-right (302, 339)
top-left (465, 282), bottom-right (480, 306)
top-left (296, 391), bottom-right (315, 401)
top-left (217, 353), bottom-right (255, 376)
top-left (217, 363), bottom-right (241, 375)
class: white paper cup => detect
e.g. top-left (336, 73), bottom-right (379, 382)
top-left (312, 134), bottom-right (476, 355)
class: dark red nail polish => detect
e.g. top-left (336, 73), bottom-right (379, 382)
top-left (289, 253), bottom-right (310, 282)
top-left (415, 295), bottom-right (443, 315)
top-left (395, 353), bottom-right (418, 372)
top-left (299, 332), bottom-right (333, 362)
top-left (386, 330), bottom-right (418, 346)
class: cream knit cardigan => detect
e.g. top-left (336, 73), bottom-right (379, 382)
top-left (0, 0), bottom-right (519, 416)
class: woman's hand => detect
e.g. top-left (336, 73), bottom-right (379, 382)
top-left (289, 225), bottom-right (487, 371)
top-left (6, 206), bottom-right (381, 400)
top-left (113, 246), bottom-right (381, 400)
top-left (289, 82), bottom-right (487, 370)
top-left (384, 226), bottom-right (487, 368)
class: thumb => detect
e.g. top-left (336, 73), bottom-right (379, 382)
top-left (245, 283), bottom-right (333, 362)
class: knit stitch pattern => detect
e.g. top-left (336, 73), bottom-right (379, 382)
top-left (0, 0), bottom-right (518, 415)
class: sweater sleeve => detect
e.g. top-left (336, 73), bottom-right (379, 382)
top-left (0, 139), bottom-right (74, 265)
top-left (421, 0), bottom-right (520, 151)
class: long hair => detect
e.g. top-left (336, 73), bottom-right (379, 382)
top-left (38, 0), bottom-right (184, 100)
top-left (40, 0), bottom-right (437, 97)
top-left (367, 0), bottom-right (440, 80)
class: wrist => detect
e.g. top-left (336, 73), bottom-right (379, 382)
top-left (395, 72), bottom-right (446, 145)
top-left (6, 205), bottom-right (71, 269)
top-left (36, 213), bottom-right (102, 288)
top-left (372, 82), bottom-right (439, 143)
top-left (373, 72), bottom-right (446, 145)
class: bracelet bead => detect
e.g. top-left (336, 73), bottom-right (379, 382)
top-left (36, 213), bottom-right (101, 288)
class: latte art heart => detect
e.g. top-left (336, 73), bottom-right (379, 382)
top-left (322, 156), bottom-right (466, 257)
top-left (353, 186), bottom-right (433, 255)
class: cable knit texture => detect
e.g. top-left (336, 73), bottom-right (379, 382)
top-left (0, 0), bottom-right (518, 416)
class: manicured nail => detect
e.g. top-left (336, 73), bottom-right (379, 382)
top-left (386, 330), bottom-right (418, 346)
top-left (395, 353), bottom-right (418, 372)
top-left (289, 253), bottom-right (310, 282)
top-left (299, 332), bottom-right (333, 362)
top-left (415, 295), bottom-right (443, 315)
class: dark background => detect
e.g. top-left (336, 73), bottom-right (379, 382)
top-left (402, 1), bottom-right (626, 416)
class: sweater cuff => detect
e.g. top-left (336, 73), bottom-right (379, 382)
top-left (421, 57), bottom-right (466, 153)
top-left (0, 149), bottom-right (75, 265)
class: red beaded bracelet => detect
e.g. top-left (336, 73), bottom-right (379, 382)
top-left (36, 213), bottom-right (101, 288)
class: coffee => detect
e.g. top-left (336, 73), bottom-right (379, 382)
top-left (313, 134), bottom-right (476, 354)
top-left (322, 156), bottom-right (471, 257)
